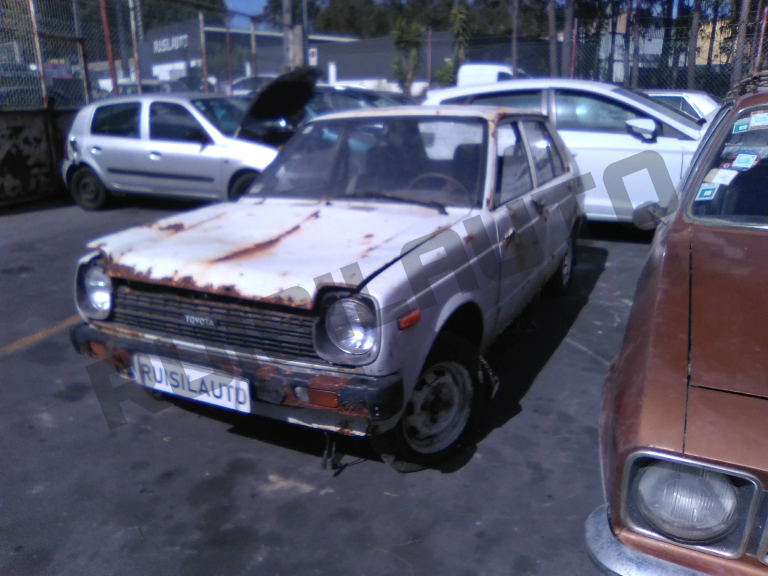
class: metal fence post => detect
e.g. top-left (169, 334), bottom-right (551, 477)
top-left (249, 17), bottom-right (258, 77)
top-left (27, 0), bottom-right (47, 109)
top-left (128, 0), bottom-right (142, 93)
top-left (99, 0), bottom-right (119, 96)
top-left (199, 11), bottom-right (208, 93)
top-left (226, 14), bottom-right (232, 94)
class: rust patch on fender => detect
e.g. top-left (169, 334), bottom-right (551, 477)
top-left (158, 223), bottom-right (184, 233)
top-left (210, 210), bottom-right (321, 263)
top-left (153, 212), bottom-right (227, 235)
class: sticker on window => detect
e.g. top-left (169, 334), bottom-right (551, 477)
top-left (705, 168), bottom-right (739, 185)
top-left (733, 118), bottom-right (750, 134)
top-left (749, 111), bottom-right (768, 130)
top-left (695, 183), bottom-right (720, 201)
top-left (731, 152), bottom-right (759, 170)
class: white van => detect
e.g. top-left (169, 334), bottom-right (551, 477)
top-left (456, 63), bottom-right (525, 87)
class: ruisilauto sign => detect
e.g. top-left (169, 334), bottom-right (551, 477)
top-left (138, 19), bottom-right (201, 78)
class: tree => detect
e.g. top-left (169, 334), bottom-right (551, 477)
top-left (731, 0), bottom-right (752, 86)
top-left (630, 0), bottom-right (641, 87)
top-left (451, 5), bottom-right (470, 65)
top-left (548, 0), bottom-right (557, 76)
top-left (707, 0), bottom-right (722, 66)
top-left (391, 19), bottom-right (423, 95)
top-left (687, 0), bottom-right (702, 88)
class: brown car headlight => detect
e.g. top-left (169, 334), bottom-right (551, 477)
top-left (623, 453), bottom-right (761, 558)
top-left (75, 255), bottom-right (113, 320)
top-left (634, 461), bottom-right (738, 542)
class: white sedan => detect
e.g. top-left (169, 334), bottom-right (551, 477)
top-left (424, 79), bottom-right (707, 223)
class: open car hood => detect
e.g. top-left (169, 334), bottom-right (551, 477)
top-left (236, 67), bottom-right (320, 147)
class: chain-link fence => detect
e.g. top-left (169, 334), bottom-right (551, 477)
top-left (1, 0), bottom-right (764, 111)
top-left (0, 0), bottom-right (265, 111)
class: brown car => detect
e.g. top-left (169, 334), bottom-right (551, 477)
top-left (586, 92), bottom-right (768, 575)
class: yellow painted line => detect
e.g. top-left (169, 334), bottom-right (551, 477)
top-left (0, 315), bottom-right (81, 359)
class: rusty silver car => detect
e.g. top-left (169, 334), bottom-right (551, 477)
top-left (70, 106), bottom-right (582, 467)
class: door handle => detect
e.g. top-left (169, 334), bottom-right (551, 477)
top-left (530, 197), bottom-right (545, 213)
top-left (90, 146), bottom-right (101, 154)
top-left (148, 152), bottom-right (162, 160)
top-left (503, 228), bottom-right (517, 245)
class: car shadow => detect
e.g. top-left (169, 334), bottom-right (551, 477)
top-left (581, 220), bottom-right (654, 244)
top-left (476, 242), bottom-right (609, 438)
top-left (159, 394), bottom-right (381, 472)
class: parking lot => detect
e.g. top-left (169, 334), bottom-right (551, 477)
top-left (0, 198), bottom-right (652, 575)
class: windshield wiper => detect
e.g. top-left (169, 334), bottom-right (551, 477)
top-left (342, 190), bottom-right (448, 215)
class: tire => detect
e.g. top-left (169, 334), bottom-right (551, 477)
top-left (229, 171), bottom-right (258, 201)
top-left (371, 334), bottom-right (487, 471)
top-left (70, 166), bottom-right (109, 210)
top-left (544, 232), bottom-right (576, 296)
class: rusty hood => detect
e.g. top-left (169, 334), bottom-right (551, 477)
top-left (89, 197), bottom-right (473, 309)
top-left (689, 225), bottom-right (768, 399)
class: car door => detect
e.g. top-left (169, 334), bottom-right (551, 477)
top-left (143, 101), bottom-right (224, 197)
top-left (520, 119), bottom-right (573, 278)
top-left (552, 89), bottom-right (685, 221)
top-left (84, 101), bottom-right (147, 192)
top-left (491, 120), bottom-right (546, 334)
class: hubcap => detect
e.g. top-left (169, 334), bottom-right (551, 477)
top-left (402, 361), bottom-right (473, 455)
top-left (561, 240), bottom-right (573, 286)
top-left (79, 176), bottom-right (98, 202)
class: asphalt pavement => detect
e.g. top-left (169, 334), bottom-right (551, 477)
top-left (0, 197), bottom-right (652, 575)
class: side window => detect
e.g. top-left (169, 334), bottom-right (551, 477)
top-left (472, 90), bottom-right (542, 111)
top-left (555, 90), bottom-right (644, 133)
top-left (497, 71), bottom-right (513, 81)
top-left (680, 98), bottom-right (698, 119)
top-left (441, 96), bottom-right (469, 105)
top-left (496, 122), bottom-right (533, 205)
top-left (521, 120), bottom-right (559, 185)
top-left (150, 102), bottom-right (207, 142)
top-left (655, 95), bottom-right (683, 111)
top-left (90, 103), bottom-right (140, 137)
top-left (329, 92), bottom-right (367, 111)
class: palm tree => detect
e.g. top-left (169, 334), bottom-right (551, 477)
top-left (687, 0), bottom-right (702, 88)
top-left (510, 0), bottom-right (519, 78)
top-left (731, 0), bottom-right (752, 86)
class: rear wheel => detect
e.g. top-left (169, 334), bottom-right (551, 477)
top-left (371, 334), bottom-right (486, 471)
top-left (229, 171), bottom-right (258, 201)
top-left (544, 233), bottom-right (575, 295)
top-left (70, 166), bottom-right (109, 210)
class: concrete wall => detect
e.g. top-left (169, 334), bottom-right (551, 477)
top-left (0, 110), bottom-right (74, 208)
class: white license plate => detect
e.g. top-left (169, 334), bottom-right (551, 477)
top-left (132, 354), bottom-right (251, 413)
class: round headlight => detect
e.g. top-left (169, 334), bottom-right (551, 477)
top-left (82, 263), bottom-right (112, 319)
top-left (325, 298), bottom-right (376, 355)
top-left (635, 461), bottom-right (739, 542)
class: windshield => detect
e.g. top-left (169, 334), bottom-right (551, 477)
top-left (689, 108), bottom-right (768, 227)
top-left (191, 97), bottom-right (248, 136)
top-left (614, 88), bottom-right (701, 131)
top-left (249, 116), bottom-right (487, 208)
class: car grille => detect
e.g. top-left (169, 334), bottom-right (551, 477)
top-left (110, 282), bottom-right (321, 362)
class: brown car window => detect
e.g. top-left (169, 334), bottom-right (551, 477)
top-left (691, 109), bottom-right (768, 226)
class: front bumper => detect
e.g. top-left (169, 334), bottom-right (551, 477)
top-left (70, 322), bottom-right (404, 436)
top-left (585, 505), bottom-right (707, 576)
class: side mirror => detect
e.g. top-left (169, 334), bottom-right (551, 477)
top-left (632, 201), bottom-right (671, 230)
top-left (625, 118), bottom-right (658, 142)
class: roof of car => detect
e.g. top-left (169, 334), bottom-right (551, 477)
top-left (85, 92), bottom-right (232, 107)
top-left (734, 90), bottom-right (768, 110)
top-left (426, 78), bottom-right (622, 101)
top-left (312, 104), bottom-right (547, 122)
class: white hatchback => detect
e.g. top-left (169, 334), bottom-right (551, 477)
top-left (62, 93), bottom-right (278, 209)
top-left (424, 79), bottom-right (707, 223)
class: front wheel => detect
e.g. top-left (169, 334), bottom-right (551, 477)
top-left (371, 334), bottom-right (486, 471)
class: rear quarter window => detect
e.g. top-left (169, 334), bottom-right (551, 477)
top-left (90, 102), bottom-right (140, 138)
